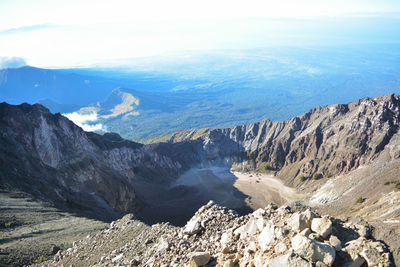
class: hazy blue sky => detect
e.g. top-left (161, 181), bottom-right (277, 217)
top-left (0, 0), bottom-right (399, 68)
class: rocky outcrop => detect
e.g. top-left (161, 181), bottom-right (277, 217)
top-left (42, 202), bottom-right (393, 266)
top-left (164, 94), bottom-right (400, 181)
top-left (0, 102), bottom-right (199, 222)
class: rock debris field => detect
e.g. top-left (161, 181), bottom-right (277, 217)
top-left (36, 201), bottom-right (393, 267)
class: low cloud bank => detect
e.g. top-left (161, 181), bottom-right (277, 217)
top-left (63, 112), bottom-right (104, 132)
top-left (0, 57), bottom-right (27, 69)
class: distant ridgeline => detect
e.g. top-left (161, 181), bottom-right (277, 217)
top-left (1, 47), bottom-right (400, 140)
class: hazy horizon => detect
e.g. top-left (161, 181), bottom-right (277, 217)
top-left (1, 0), bottom-right (400, 68)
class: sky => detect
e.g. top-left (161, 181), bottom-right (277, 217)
top-left (0, 0), bottom-right (399, 68)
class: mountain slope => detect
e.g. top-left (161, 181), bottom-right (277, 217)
top-left (0, 102), bottom-right (201, 222)
top-left (1, 94), bottom-right (400, 264)
top-left (158, 93), bottom-right (400, 182)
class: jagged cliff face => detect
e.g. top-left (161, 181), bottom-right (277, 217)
top-left (0, 103), bottom-right (199, 221)
top-left (1, 94), bottom-right (400, 223)
top-left (166, 94), bottom-right (400, 182)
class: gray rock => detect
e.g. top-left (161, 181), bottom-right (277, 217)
top-left (329, 235), bottom-right (342, 251)
top-left (291, 234), bottom-right (336, 266)
top-left (269, 252), bottom-right (310, 267)
top-left (301, 228), bottom-right (312, 237)
top-left (190, 251), bottom-right (211, 266)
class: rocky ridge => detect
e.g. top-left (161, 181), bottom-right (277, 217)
top-left (159, 94), bottom-right (400, 183)
top-left (39, 201), bottom-right (393, 267)
top-left (0, 102), bottom-right (203, 223)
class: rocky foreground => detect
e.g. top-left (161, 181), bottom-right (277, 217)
top-left (37, 201), bottom-right (392, 267)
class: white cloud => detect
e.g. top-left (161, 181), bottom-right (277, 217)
top-left (63, 111), bottom-right (104, 132)
top-left (0, 56), bottom-right (26, 68)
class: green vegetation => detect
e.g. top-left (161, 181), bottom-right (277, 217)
top-left (356, 196), bottom-right (365, 204)
top-left (312, 173), bottom-right (322, 180)
top-left (5, 220), bottom-right (16, 228)
top-left (34, 256), bottom-right (47, 264)
top-left (264, 162), bottom-right (274, 171)
top-left (395, 182), bottom-right (400, 190)
top-left (383, 180), bottom-right (400, 189)
top-left (298, 175), bottom-right (306, 182)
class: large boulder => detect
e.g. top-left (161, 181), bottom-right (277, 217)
top-left (289, 210), bottom-right (313, 232)
top-left (291, 234), bottom-right (336, 266)
top-left (258, 223), bottom-right (275, 252)
top-left (311, 216), bottom-right (332, 239)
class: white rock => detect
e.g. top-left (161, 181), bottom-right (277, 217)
top-left (184, 218), bottom-right (202, 235)
top-left (256, 217), bottom-right (266, 231)
top-left (311, 216), bottom-right (332, 238)
top-left (274, 242), bottom-right (288, 254)
top-left (291, 234), bottom-right (336, 266)
top-left (258, 223), bottom-right (275, 252)
top-left (241, 217), bottom-right (259, 238)
top-left (289, 212), bottom-right (311, 232)
top-left (111, 253), bottom-right (123, 263)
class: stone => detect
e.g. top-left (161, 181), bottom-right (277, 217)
top-left (111, 253), bottom-right (123, 263)
top-left (291, 234), bottom-right (336, 266)
top-left (256, 217), bottom-right (266, 231)
top-left (342, 255), bottom-right (366, 267)
top-left (268, 252), bottom-right (310, 267)
top-left (360, 248), bottom-right (381, 266)
top-left (289, 212), bottom-right (311, 232)
top-left (241, 217), bottom-right (259, 238)
top-left (258, 223), bottom-right (275, 252)
top-left (222, 259), bottom-right (235, 267)
top-left (311, 216), bottom-right (332, 239)
top-left (301, 228), bottom-right (312, 237)
top-left (329, 235), bottom-right (342, 251)
top-left (274, 242), bottom-right (287, 254)
top-left (184, 218), bottom-right (202, 235)
top-left (246, 241), bottom-right (257, 254)
top-left (190, 251), bottom-right (211, 266)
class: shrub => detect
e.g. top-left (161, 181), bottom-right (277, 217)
top-left (298, 175), bottom-right (306, 182)
top-left (5, 221), bottom-right (16, 228)
top-left (395, 182), bottom-right (400, 190)
top-left (264, 162), bottom-right (275, 171)
top-left (384, 181), bottom-right (390, 185)
top-left (356, 196), bottom-right (365, 204)
top-left (312, 173), bottom-right (322, 180)
top-left (34, 256), bottom-right (47, 263)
